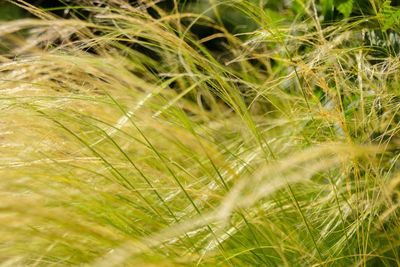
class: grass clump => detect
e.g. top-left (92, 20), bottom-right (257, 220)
top-left (0, 0), bottom-right (399, 266)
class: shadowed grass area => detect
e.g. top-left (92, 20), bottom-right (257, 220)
top-left (0, 0), bottom-right (399, 266)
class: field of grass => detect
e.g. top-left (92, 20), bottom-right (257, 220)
top-left (0, 0), bottom-right (399, 266)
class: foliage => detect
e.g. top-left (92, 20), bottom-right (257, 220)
top-left (334, 0), bottom-right (354, 18)
top-left (380, 0), bottom-right (400, 30)
top-left (0, 0), bottom-right (399, 266)
top-left (0, 2), bottom-right (26, 21)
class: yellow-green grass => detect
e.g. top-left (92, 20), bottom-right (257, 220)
top-left (0, 0), bottom-right (399, 266)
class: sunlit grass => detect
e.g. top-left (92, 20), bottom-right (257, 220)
top-left (0, 0), bottom-right (399, 266)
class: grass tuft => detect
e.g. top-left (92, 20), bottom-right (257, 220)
top-left (0, 0), bottom-right (399, 266)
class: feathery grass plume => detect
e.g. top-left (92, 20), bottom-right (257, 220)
top-left (0, 0), bottom-right (399, 266)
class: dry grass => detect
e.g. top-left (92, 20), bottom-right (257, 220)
top-left (0, 0), bottom-right (399, 266)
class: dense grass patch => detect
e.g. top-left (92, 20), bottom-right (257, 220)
top-left (0, 0), bottom-right (399, 266)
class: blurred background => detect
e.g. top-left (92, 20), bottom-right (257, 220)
top-left (1, 0), bottom-right (400, 53)
top-left (3, 1), bottom-right (398, 24)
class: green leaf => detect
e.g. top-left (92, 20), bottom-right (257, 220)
top-left (0, 3), bottom-right (25, 21)
top-left (380, 0), bottom-right (400, 30)
top-left (322, 0), bottom-right (334, 11)
top-left (322, 0), bottom-right (335, 21)
top-left (292, 0), bottom-right (305, 15)
top-left (335, 0), bottom-right (353, 18)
